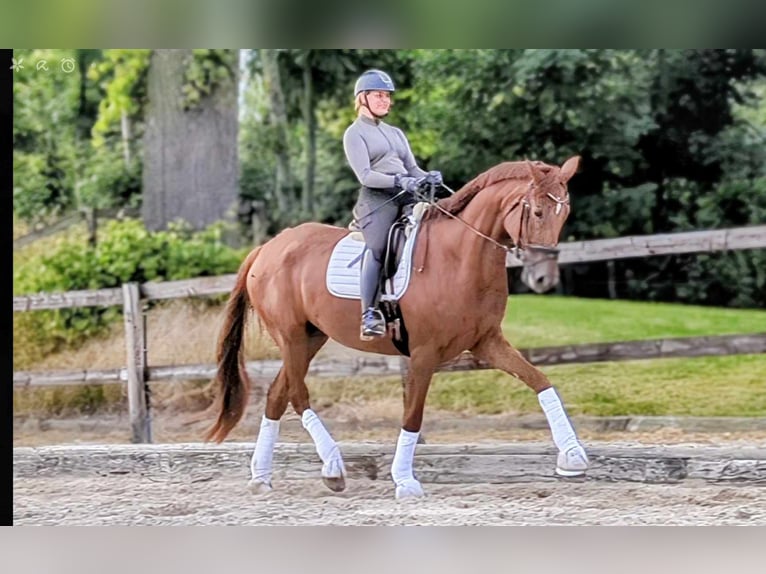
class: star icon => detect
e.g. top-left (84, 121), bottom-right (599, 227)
top-left (10, 57), bottom-right (24, 72)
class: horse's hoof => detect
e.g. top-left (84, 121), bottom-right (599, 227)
top-left (556, 444), bottom-right (589, 477)
top-left (395, 479), bottom-right (424, 499)
top-left (247, 479), bottom-right (273, 494)
top-left (322, 475), bottom-right (346, 492)
top-left (321, 458), bottom-right (346, 492)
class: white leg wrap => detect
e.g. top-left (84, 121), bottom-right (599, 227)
top-left (538, 387), bottom-right (580, 451)
top-left (302, 409), bottom-right (345, 478)
top-left (250, 416), bottom-right (280, 487)
top-left (538, 387), bottom-right (589, 475)
top-left (391, 429), bottom-right (424, 498)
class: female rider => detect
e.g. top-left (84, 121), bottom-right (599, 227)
top-left (343, 69), bottom-right (442, 340)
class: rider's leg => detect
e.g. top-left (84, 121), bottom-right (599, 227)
top-left (355, 189), bottom-right (400, 339)
top-left (359, 249), bottom-right (386, 340)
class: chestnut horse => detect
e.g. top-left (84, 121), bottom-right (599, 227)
top-left (206, 156), bottom-right (589, 499)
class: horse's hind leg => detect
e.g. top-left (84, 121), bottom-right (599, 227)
top-left (248, 331), bottom-right (329, 494)
top-left (471, 329), bottom-right (589, 477)
top-left (248, 367), bottom-right (288, 494)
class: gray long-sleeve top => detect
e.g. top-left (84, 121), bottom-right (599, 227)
top-left (343, 115), bottom-right (427, 189)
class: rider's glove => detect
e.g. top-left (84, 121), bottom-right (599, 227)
top-left (425, 170), bottom-right (443, 186)
top-left (398, 176), bottom-right (425, 194)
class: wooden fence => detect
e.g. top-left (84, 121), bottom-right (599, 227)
top-left (13, 225), bottom-right (766, 443)
top-left (505, 224), bottom-right (766, 266)
top-left (14, 442), bottom-right (766, 485)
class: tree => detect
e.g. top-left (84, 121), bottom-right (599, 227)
top-left (638, 49), bottom-right (766, 232)
top-left (13, 49), bottom-right (97, 223)
top-left (241, 49), bottom-right (415, 226)
top-left (259, 49), bottom-right (292, 219)
top-left (141, 49), bottom-right (240, 231)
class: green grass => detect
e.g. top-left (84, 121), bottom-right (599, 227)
top-left (428, 354), bottom-right (766, 417)
top-left (502, 295), bottom-right (766, 347)
top-left (15, 290), bottom-right (766, 419)
top-left (310, 296), bottom-right (766, 418)
top-left (310, 354), bottom-right (766, 418)
top-left (423, 296), bottom-right (766, 417)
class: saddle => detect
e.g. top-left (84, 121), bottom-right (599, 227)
top-left (349, 203), bottom-right (427, 283)
top-left (346, 202), bottom-right (429, 356)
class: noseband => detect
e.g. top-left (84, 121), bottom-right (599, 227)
top-left (513, 183), bottom-right (569, 261)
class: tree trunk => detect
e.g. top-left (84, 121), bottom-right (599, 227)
top-left (121, 109), bottom-right (132, 168)
top-left (142, 49), bottom-right (239, 231)
top-left (76, 50), bottom-right (90, 141)
top-left (260, 49), bottom-right (292, 218)
top-left (302, 56), bottom-right (316, 218)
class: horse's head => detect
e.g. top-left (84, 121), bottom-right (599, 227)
top-left (505, 156), bottom-right (580, 293)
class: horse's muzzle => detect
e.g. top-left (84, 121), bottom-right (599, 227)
top-left (519, 245), bottom-right (560, 293)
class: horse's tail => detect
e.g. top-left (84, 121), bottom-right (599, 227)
top-left (205, 245), bottom-right (262, 443)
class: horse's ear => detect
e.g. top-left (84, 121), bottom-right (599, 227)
top-left (526, 160), bottom-right (544, 186)
top-left (560, 156), bottom-right (580, 183)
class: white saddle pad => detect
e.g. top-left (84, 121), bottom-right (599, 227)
top-left (326, 222), bottom-right (421, 302)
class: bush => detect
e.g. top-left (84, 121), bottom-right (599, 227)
top-left (14, 218), bottom-right (248, 369)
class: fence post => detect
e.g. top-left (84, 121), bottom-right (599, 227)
top-left (123, 282), bottom-right (151, 443)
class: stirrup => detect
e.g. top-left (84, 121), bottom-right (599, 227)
top-left (360, 308), bottom-right (386, 341)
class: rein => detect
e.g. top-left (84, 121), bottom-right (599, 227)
top-left (426, 188), bottom-right (522, 256)
top-left (419, 182), bottom-right (567, 262)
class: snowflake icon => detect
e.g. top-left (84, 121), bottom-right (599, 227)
top-left (10, 57), bottom-right (24, 72)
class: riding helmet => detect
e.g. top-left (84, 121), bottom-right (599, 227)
top-left (354, 70), bottom-right (395, 97)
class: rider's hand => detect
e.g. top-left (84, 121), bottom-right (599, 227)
top-left (425, 170), bottom-right (443, 186)
top-left (399, 176), bottom-right (425, 194)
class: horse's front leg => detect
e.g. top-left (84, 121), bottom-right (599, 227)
top-left (471, 329), bottom-right (589, 477)
top-left (391, 351), bottom-right (438, 499)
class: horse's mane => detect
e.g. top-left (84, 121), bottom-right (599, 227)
top-left (423, 161), bottom-right (553, 222)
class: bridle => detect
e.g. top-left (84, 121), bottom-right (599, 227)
top-left (426, 180), bottom-right (569, 262)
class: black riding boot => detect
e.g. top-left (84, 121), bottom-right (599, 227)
top-left (359, 249), bottom-right (386, 340)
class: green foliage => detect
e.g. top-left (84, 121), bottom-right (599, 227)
top-left (182, 50), bottom-right (237, 110)
top-left (14, 49), bottom-right (147, 223)
top-left (89, 49), bottom-right (150, 143)
top-left (14, 219), bottom-right (247, 369)
top-left (13, 49), bottom-right (83, 222)
top-left (77, 145), bottom-right (142, 210)
top-left (14, 49), bottom-right (766, 310)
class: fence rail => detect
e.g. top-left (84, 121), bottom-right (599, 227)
top-left (506, 224), bottom-right (766, 266)
top-left (14, 333), bottom-right (766, 389)
top-left (14, 225), bottom-right (766, 312)
top-left (13, 224), bottom-right (766, 443)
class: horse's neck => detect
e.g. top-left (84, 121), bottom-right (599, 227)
top-left (457, 180), bottom-right (526, 243)
top-left (430, 182), bottom-right (525, 278)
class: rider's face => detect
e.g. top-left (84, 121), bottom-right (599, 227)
top-left (366, 90), bottom-right (392, 115)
